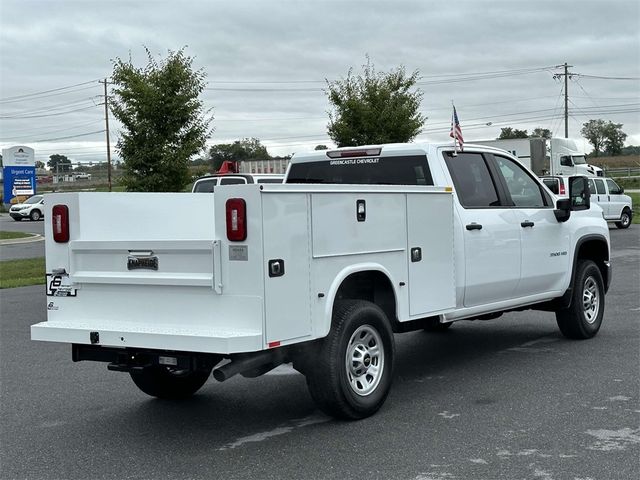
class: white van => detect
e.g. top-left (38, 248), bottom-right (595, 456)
top-left (541, 176), bottom-right (633, 228)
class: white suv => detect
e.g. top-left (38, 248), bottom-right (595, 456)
top-left (541, 176), bottom-right (633, 229)
top-left (9, 195), bottom-right (45, 221)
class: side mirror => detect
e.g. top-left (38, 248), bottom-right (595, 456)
top-left (569, 176), bottom-right (591, 211)
top-left (620, 186), bottom-right (625, 194)
top-left (554, 198), bottom-right (571, 222)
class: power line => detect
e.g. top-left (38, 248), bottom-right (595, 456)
top-left (0, 80), bottom-right (101, 103)
top-left (0, 97), bottom-right (99, 118)
top-left (32, 129), bottom-right (106, 143)
top-left (576, 74), bottom-right (640, 81)
top-left (0, 104), bottom-right (99, 119)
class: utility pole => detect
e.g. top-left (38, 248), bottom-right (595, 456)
top-left (553, 63), bottom-right (574, 138)
top-left (101, 79), bottom-right (112, 192)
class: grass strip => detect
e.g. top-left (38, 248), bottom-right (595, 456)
top-left (0, 257), bottom-right (45, 289)
top-left (0, 231), bottom-right (34, 240)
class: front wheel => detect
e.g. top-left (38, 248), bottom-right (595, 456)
top-left (305, 300), bottom-right (395, 420)
top-left (615, 209), bottom-right (632, 229)
top-left (130, 365), bottom-right (213, 399)
top-left (556, 260), bottom-right (605, 339)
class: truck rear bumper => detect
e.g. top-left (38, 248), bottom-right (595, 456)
top-left (31, 321), bottom-right (263, 354)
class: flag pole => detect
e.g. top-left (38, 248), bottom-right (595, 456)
top-left (451, 100), bottom-right (458, 156)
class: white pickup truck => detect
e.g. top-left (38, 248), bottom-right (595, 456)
top-left (32, 143), bottom-right (611, 420)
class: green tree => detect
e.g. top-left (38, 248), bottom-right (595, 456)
top-left (47, 154), bottom-right (72, 172)
top-left (498, 127), bottom-right (529, 139)
top-left (314, 145), bottom-right (328, 150)
top-left (35, 160), bottom-right (45, 169)
top-left (603, 122), bottom-right (627, 156)
top-left (110, 47), bottom-right (213, 192)
top-left (581, 119), bottom-right (607, 157)
top-left (326, 57), bottom-right (425, 147)
top-left (530, 128), bottom-right (552, 139)
top-left (208, 138), bottom-right (271, 171)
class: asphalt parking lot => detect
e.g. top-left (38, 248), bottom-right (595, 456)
top-left (0, 224), bottom-right (638, 480)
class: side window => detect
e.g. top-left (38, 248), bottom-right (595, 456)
top-left (542, 178), bottom-right (559, 194)
top-left (219, 177), bottom-right (247, 185)
top-left (606, 179), bottom-right (621, 194)
top-left (588, 179), bottom-right (596, 194)
top-left (594, 179), bottom-right (606, 195)
top-left (560, 156), bottom-right (573, 166)
top-left (493, 155), bottom-right (545, 207)
top-left (444, 152), bottom-right (500, 208)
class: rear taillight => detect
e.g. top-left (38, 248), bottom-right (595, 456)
top-left (226, 198), bottom-right (246, 241)
top-left (52, 205), bottom-right (69, 243)
top-left (559, 182), bottom-right (566, 195)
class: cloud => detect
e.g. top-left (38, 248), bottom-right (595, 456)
top-left (1, 0), bottom-right (638, 160)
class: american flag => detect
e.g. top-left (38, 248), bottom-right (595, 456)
top-left (450, 105), bottom-right (464, 151)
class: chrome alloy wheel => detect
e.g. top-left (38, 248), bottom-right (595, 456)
top-left (621, 213), bottom-right (630, 227)
top-left (582, 276), bottom-right (600, 324)
top-left (345, 325), bottom-right (384, 396)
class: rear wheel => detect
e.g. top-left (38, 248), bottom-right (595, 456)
top-left (30, 210), bottom-right (42, 221)
top-left (556, 260), bottom-right (605, 339)
top-left (615, 209), bottom-right (632, 229)
top-left (305, 300), bottom-right (395, 420)
top-left (130, 364), bottom-right (213, 399)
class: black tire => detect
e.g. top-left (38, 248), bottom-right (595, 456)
top-left (615, 209), bottom-right (632, 229)
top-left (423, 318), bottom-right (453, 332)
top-left (556, 260), bottom-right (605, 339)
top-left (305, 300), bottom-right (395, 420)
top-left (30, 210), bottom-right (42, 221)
top-left (130, 365), bottom-right (213, 399)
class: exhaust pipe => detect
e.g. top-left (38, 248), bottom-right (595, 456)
top-left (213, 349), bottom-right (284, 382)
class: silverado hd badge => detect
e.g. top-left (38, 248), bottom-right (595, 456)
top-left (127, 251), bottom-right (159, 271)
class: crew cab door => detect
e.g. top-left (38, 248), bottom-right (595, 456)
top-left (443, 151), bottom-right (521, 307)
top-left (491, 154), bottom-right (570, 296)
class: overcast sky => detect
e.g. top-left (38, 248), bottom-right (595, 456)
top-left (1, 0), bottom-right (639, 165)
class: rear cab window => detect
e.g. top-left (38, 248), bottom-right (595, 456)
top-left (286, 155), bottom-right (433, 185)
top-left (219, 177), bottom-right (247, 185)
top-left (193, 178), bottom-right (217, 192)
top-left (542, 178), bottom-right (560, 194)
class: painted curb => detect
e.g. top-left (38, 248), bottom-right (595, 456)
top-left (0, 234), bottom-right (44, 246)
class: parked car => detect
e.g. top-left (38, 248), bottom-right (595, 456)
top-left (192, 173), bottom-right (284, 192)
top-left (541, 175), bottom-right (633, 228)
top-left (74, 172), bottom-right (92, 180)
top-left (9, 195), bottom-right (45, 221)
